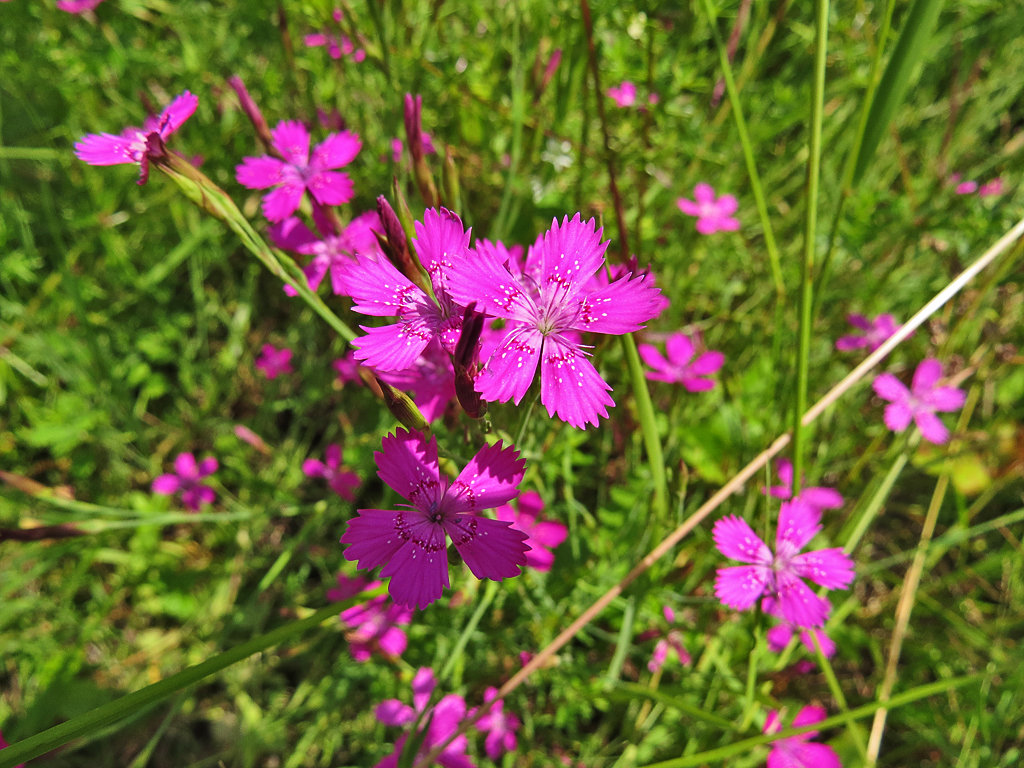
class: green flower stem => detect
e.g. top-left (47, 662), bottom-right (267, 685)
top-left (622, 332), bottom-right (668, 519)
top-left (0, 600), bottom-right (363, 768)
top-left (157, 153), bottom-right (356, 343)
top-left (813, 631), bottom-right (869, 761)
top-left (700, 0), bottom-right (784, 298)
top-left (792, 0), bottom-right (830, 494)
top-left (439, 579), bottom-right (498, 685)
top-left (638, 673), bottom-right (982, 768)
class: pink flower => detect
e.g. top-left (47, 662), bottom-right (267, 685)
top-left (955, 180), bottom-right (978, 195)
top-left (233, 424), bottom-right (271, 454)
top-left (763, 596), bottom-right (836, 658)
top-left (255, 344), bottom-right (294, 379)
top-left (57, 0), bottom-right (104, 12)
top-left (304, 30), bottom-right (365, 62)
top-left (713, 500), bottom-right (854, 628)
top-left (472, 687), bottom-right (521, 760)
top-left (446, 214), bottom-right (664, 429)
top-left (375, 668), bottom-right (474, 768)
top-left (677, 183), bottom-right (740, 234)
top-left (303, 444), bottom-right (360, 500)
top-left (494, 491), bottom-right (567, 572)
top-left (341, 428), bottom-right (529, 610)
top-left (638, 332), bottom-right (724, 391)
top-left (74, 90), bottom-right (197, 184)
top-left (152, 452), bottom-right (218, 511)
top-left (872, 359), bottom-right (966, 445)
top-left (235, 120), bottom-right (360, 222)
top-left (0, 729), bottom-right (25, 768)
top-left (834, 313), bottom-right (901, 352)
top-left (339, 208), bottom-right (469, 372)
top-left (761, 458), bottom-right (843, 513)
top-left (646, 606), bottom-right (691, 673)
top-left (607, 81), bottom-right (637, 107)
top-left (390, 133), bottom-right (437, 163)
top-left (272, 211), bottom-right (383, 296)
top-left (333, 351), bottom-right (364, 385)
top-left (979, 177), bottom-right (1004, 197)
top-left (328, 575), bottom-right (413, 662)
top-left (763, 706), bottom-right (841, 768)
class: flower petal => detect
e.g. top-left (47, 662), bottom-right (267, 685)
top-left (261, 182), bottom-right (306, 222)
top-left (235, 155), bottom-right (286, 190)
top-left (537, 214), bottom-right (609, 299)
top-left (475, 327), bottom-right (543, 405)
top-left (539, 337), bottom-right (614, 429)
top-left (271, 120), bottom-right (311, 166)
top-left (911, 358), bottom-right (943, 393)
top-left (914, 410), bottom-right (949, 444)
top-left (574, 273), bottom-right (664, 334)
top-left (413, 208), bottom-right (473, 279)
top-left (74, 132), bottom-right (141, 166)
top-left (374, 429), bottom-right (442, 506)
top-left (924, 386), bottom-right (966, 413)
top-left (446, 441), bottom-right (525, 513)
top-left (156, 90), bottom-right (198, 137)
top-left (151, 473), bottom-right (181, 495)
top-left (445, 514), bottom-right (529, 581)
top-left (307, 169), bottom-right (354, 206)
top-left (791, 547), bottom-right (854, 589)
top-left (872, 372), bottom-right (909, 403)
top-left (311, 130), bottom-right (361, 170)
top-left (712, 515), bottom-right (772, 564)
top-left (352, 321), bottom-right (434, 372)
top-left (776, 498), bottom-right (822, 552)
top-left (714, 565), bottom-right (768, 611)
top-left (884, 401), bottom-right (914, 432)
top-left (774, 571), bottom-right (830, 628)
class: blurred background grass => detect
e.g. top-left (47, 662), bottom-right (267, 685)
top-left (1, 1), bottom-right (1023, 765)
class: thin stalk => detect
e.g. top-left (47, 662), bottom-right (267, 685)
top-left (792, 0), bottom-right (830, 494)
top-left (622, 333), bottom-right (668, 518)
top-left (699, 0), bottom-right (784, 297)
top-left (413, 217), bottom-right (1024, 768)
top-left (439, 580), bottom-right (498, 685)
top-left (865, 386), bottom-right (979, 765)
top-left (813, 632), bottom-right (869, 760)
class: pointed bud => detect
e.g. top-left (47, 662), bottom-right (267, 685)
top-left (376, 195), bottom-right (431, 294)
top-left (375, 377), bottom-right (430, 432)
top-left (454, 303), bottom-right (486, 419)
top-left (403, 93), bottom-right (438, 207)
top-left (228, 75), bottom-right (275, 155)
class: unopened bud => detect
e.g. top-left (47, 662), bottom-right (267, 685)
top-left (376, 377), bottom-right (430, 432)
top-left (228, 75), bottom-right (275, 155)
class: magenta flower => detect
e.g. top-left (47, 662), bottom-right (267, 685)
top-left (152, 452), bottom-right (218, 511)
top-left (763, 596), bottom-right (836, 658)
top-left (391, 133), bottom-right (437, 163)
top-left (447, 214), bottom-right (664, 428)
top-left (956, 180), bottom-right (979, 195)
top-left (872, 359), bottom-right (966, 445)
top-left (979, 177), bottom-right (1005, 197)
top-left (638, 332), bottom-right (724, 391)
top-left (333, 351), bottom-right (364, 385)
top-left (339, 208), bottom-right (469, 372)
top-left (255, 344), bottom-right (293, 379)
top-left (57, 0), bottom-right (105, 11)
top-left (607, 81), bottom-right (637, 107)
top-left (713, 500), bottom-right (854, 628)
top-left (677, 183), bottom-right (740, 235)
top-left (74, 90), bottom-right (197, 185)
top-left (271, 210), bottom-right (383, 296)
top-left (304, 30), bottom-right (365, 62)
top-left (494, 490), bottom-right (567, 572)
top-left (235, 120), bottom-right (360, 222)
top-left (375, 668), bottom-right (474, 768)
top-left (646, 606), bottom-right (691, 673)
top-left (303, 444), bottom-right (360, 501)
top-left (341, 428), bottom-right (529, 610)
top-left (472, 687), bottom-right (521, 760)
top-left (328, 575), bottom-right (413, 662)
top-left (762, 458), bottom-right (843, 513)
top-left (835, 313), bottom-right (901, 352)
top-left (763, 706), bottom-right (841, 768)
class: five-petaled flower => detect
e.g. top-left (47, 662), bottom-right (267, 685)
top-left (374, 668), bottom-right (474, 768)
top-left (341, 428), bottom-right (529, 609)
top-left (74, 90), bottom-right (197, 184)
top-left (607, 81), bottom-right (637, 107)
top-left (447, 214), bottom-right (664, 429)
top-left (872, 359), bottom-right (966, 445)
top-left (763, 706), bottom-right (841, 768)
top-left (835, 313), bottom-right (901, 353)
top-left (303, 444), bottom-right (360, 500)
top-left (677, 183), bottom-right (740, 234)
top-left (152, 452), bottom-right (218, 511)
top-left (762, 458), bottom-right (843, 513)
top-left (328, 574), bottom-right (412, 662)
top-left (236, 120), bottom-right (360, 222)
top-left (472, 687), bottom-right (521, 760)
top-left (713, 499), bottom-right (854, 628)
top-left (638, 332), bottom-right (724, 391)
top-left (255, 344), bottom-right (294, 379)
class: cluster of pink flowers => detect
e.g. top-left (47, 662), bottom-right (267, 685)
top-left (373, 668), bottom-right (520, 766)
top-left (255, 343), bottom-right (294, 379)
top-left (835, 313), bottom-right (901, 353)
